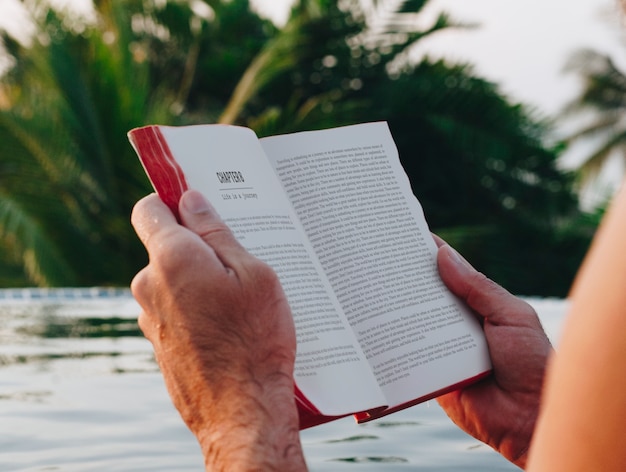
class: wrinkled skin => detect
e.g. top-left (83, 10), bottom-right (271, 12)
top-left (131, 190), bottom-right (551, 471)
top-left (435, 236), bottom-right (552, 469)
top-left (131, 190), bottom-right (307, 471)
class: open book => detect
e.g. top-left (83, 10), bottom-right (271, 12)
top-left (128, 121), bottom-right (491, 429)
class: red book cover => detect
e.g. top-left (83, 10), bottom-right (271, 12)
top-left (128, 123), bottom-right (492, 430)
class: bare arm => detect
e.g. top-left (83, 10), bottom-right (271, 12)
top-left (527, 183), bottom-right (626, 471)
top-left (131, 190), bottom-right (307, 472)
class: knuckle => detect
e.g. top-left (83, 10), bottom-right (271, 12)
top-left (464, 270), bottom-right (493, 301)
top-left (137, 311), bottom-right (150, 336)
top-left (130, 268), bottom-right (148, 299)
top-left (152, 231), bottom-right (201, 276)
top-left (246, 256), bottom-right (281, 287)
top-left (196, 221), bottom-right (235, 244)
top-left (130, 196), bottom-right (149, 222)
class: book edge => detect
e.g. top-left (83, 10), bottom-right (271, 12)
top-left (354, 368), bottom-right (493, 423)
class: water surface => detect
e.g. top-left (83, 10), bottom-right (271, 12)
top-left (0, 289), bottom-right (566, 471)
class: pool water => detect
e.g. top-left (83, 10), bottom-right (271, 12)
top-left (0, 289), bottom-right (566, 471)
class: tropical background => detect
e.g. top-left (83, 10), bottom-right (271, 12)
top-left (1, 0), bottom-right (624, 296)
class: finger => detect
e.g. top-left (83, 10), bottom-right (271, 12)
top-left (134, 193), bottom-right (229, 274)
top-left (130, 265), bottom-right (153, 309)
top-left (431, 233), bottom-right (446, 248)
top-left (178, 190), bottom-right (247, 264)
top-left (131, 193), bottom-right (178, 251)
top-left (137, 309), bottom-right (152, 340)
top-left (437, 244), bottom-right (537, 326)
top-left (130, 265), bottom-right (159, 336)
top-left (437, 243), bottom-right (480, 294)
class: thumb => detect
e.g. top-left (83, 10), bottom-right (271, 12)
top-left (178, 190), bottom-right (245, 260)
top-left (437, 244), bottom-right (483, 296)
top-left (437, 244), bottom-right (531, 325)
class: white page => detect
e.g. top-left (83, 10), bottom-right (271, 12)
top-left (261, 122), bottom-right (490, 407)
top-left (157, 125), bottom-right (386, 415)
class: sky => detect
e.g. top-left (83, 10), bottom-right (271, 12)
top-left (2, 0), bottom-right (624, 116)
top-left (252, 0), bottom-right (626, 116)
top-left (250, 0), bottom-right (626, 200)
top-left (416, 0), bottom-right (626, 116)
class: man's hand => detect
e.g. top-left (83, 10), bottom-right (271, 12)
top-left (434, 237), bottom-right (552, 469)
top-left (131, 190), bottom-right (307, 471)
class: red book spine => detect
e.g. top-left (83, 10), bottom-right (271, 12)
top-left (129, 126), bottom-right (189, 221)
top-left (129, 125), bottom-right (333, 430)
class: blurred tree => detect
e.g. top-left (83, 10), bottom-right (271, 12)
top-left (0, 0), bottom-right (594, 295)
top-left (0, 0), bottom-right (276, 286)
top-left (212, 0), bottom-right (594, 295)
top-left (0, 1), bottom-right (173, 286)
top-left (561, 49), bottom-right (626, 189)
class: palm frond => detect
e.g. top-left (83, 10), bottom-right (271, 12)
top-left (356, 0), bottom-right (473, 47)
top-left (218, 6), bottom-right (321, 124)
top-left (575, 130), bottom-right (626, 184)
top-left (562, 48), bottom-right (626, 187)
top-left (0, 191), bottom-right (77, 286)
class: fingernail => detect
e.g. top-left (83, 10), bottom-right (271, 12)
top-left (444, 244), bottom-right (474, 276)
top-left (181, 190), bottom-right (212, 214)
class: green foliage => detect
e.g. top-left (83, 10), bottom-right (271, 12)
top-left (219, 0), bottom-right (593, 295)
top-left (562, 48), bottom-right (626, 187)
top-left (0, 0), bottom-right (595, 294)
top-left (0, 2), bottom-right (173, 286)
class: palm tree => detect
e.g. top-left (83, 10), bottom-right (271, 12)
top-left (207, 0), bottom-right (589, 295)
top-left (0, 0), bottom-right (279, 286)
top-left (0, 2), bottom-right (174, 286)
top-left (561, 48), bottom-right (626, 190)
top-left (0, 0), bottom-right (592, 295)
top-left (217, 0), bottom-right (462, 129)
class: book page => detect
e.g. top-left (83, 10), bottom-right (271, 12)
top-left (262, 122), bottom-right (490, 408)
top-left (153, 125), bottom-right (386, 416)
